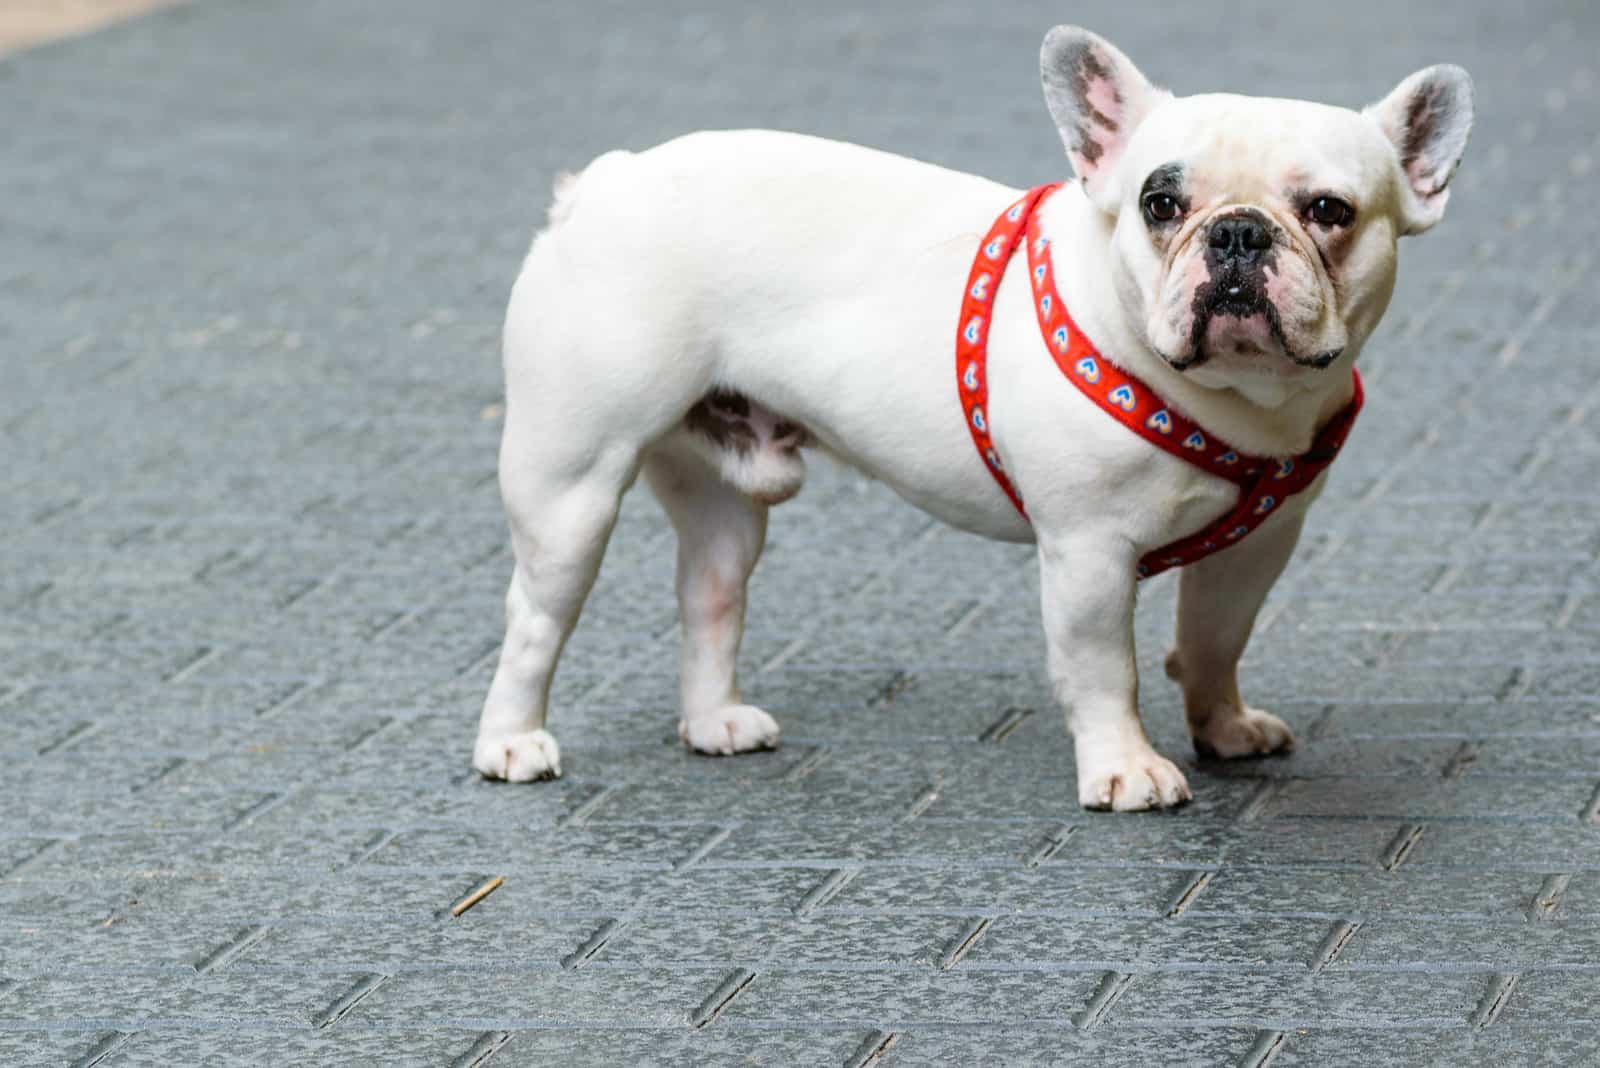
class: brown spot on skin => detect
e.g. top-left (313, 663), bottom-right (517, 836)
top-left (1055, 42), bottom-right (1121, 166)
top-left (1073, 47), bottom-right (1121, 131)
top-left (771, 420), bottom-right (808, 450)
top-left (686, 394), bottom-right (757, 454)
top-left (1072, 48), bottom-right (1119, 163)
top-left (686, 389), bottom-right (810, 458)
top-left (705, 388), bottom-right (749, 418)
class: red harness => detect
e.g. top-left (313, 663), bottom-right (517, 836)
top-left (956, 183), bottom-right (1363, 579)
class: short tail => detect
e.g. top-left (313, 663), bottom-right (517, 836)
top-left (544, 149), bottom-right (633, 230)
top-left (547, 170), bottom-right (581, 227)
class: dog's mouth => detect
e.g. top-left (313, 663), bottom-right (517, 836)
top-left (1163, 274), bottom-right (1341, 372)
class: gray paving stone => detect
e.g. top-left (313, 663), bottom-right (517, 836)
top-left (485, 865), bottom-right (824, 918)
top-left (1, 833), bottom-right (201, 884)
top-left (583, 780), bottom-right (939, 824)
top-left (1242, 661), bottom-right (1523, 705)
top-left (101, 1029), bottom-right (486, 1068)
top-left (4, 790), bottom-right (271, 838)
top-left (0, 971), bottom-right (360, 1027)
top-left (0, 839), bottom-right (56, 879)
top-left (703, 817), bottom-right (1059, 867)
top-left (822, 865), bottom-right (1180, 917)
top-left (341, 968), bottom-right (709, 1028)
top-left (1066, 817), bottom-right (1406, 869)
top-left (85, 871), bottom-right (476, 924)
top-left (1401, 823), bottom-right (1600, 872)
top-left (1273, 1028), bottom-right (1600, 1067)
top-left (1332, 919), bottom-right (1600, 970)
top-left (234, 913), bottom-right (598, 973)
top-left (1524, 662), bottom-right (1600, 701)
top-left (1555, 873), bottom-right (1600, 917)
top-left (1110, 970), bottom-right (1491, 1028)
top-left (0, 878), bottom-right (136, 921)
top-left (591, 914), bottom-right (960, 967)
top-left (252, 782), bottom-right (584, 834)
top-left (1314, 699), bottom-right (1600, 740)
top-left (1190, 869), bottom-right (1540, 920)
top-left (1494, 971), bottom-right (1600, 1024)
top-left (720, 968), bottom-right (1103, 1026)
top-left (0, 915), bottom-right (253, 976)
top-left (1195, 736), bottom-right (1465, 780)
top-left (158, 823), bottom-right (382, 871)
top-left (1262, 777), bottom-right (1596, 822)
top-left (962, 915), bottom-right (1328, 971)
top-left (878, 1028), bottom-right (1259, 1066)
top-left (368, 825), bottom-right (716, 873)
top-left (0, 1030), bottom-right (115, 1068)
top-left (490, 1027), bottom-right (873, 1067)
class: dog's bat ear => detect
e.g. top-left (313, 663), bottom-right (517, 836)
top-left (1365, 64), bottom-right (1474, 236)
top-left (1040, 27), bottom-right (1170, 208)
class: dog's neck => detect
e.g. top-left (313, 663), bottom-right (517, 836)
top-left (1038, 185), bottom-right (1357, 459)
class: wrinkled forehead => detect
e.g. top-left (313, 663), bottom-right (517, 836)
top-left (1125, 94), bottom-right (1392, 199)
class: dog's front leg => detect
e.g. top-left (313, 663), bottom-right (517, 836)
top-left (1039, 535), bottom-right (1191, 811)
top-left (1165, 505), bottom-right (1306, 758)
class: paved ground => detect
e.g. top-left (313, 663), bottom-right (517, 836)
top-left (4, 0), bottom-right (1599, 1064)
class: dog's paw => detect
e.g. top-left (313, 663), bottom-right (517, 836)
top-left (680, 704), bottom-right (780, 755)
top-left (1077, 747), bottom-right (1191, 811)
top-left (474, 729), bottom-right (562, 781)
top-left (1193, 707), bottom-right (1294, 759)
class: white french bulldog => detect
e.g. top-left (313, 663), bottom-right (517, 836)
top-left (472, 27), bottom-right (1472, 810)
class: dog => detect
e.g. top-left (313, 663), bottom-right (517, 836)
top-left (471, 27), bottom-right (1472, 810)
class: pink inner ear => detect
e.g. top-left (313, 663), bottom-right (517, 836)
top-left (1070, 51), bottom-right (1129, 184)
top-left (1085, 77), bottom-right (1123, 133)
top-left (1404, 99), bottom-right (1443, 192)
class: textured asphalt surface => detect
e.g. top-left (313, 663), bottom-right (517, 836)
top-left (4, 0), bottom-right (1600, 1064)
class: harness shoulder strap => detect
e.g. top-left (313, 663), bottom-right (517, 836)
top-left (954, 185), bottom-right (1054, 517)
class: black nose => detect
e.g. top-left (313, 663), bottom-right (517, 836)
top-left (1207, 216), bottom-right (1273, 262)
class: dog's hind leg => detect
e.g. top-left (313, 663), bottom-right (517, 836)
top-left (472, 431), bottom-right (636, 781)
top-left (644, 444), bottom-right (780, 755)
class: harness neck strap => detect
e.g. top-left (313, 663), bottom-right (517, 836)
top-left (955, 183), bottom-right (1363, 579)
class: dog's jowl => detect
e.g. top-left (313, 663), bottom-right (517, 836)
top-left (473, 27), bottom-right (1473, 810)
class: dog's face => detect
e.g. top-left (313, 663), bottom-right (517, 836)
top-left (1118, 97), bottom-right (1409, 384)
top-left (1041, 28), bottom-right (1472, 400)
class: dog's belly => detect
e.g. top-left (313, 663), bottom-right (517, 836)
top-left (674, 373), bottom-right (1028, 539)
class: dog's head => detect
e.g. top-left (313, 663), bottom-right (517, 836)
top-left (1041, 28), bottom-right (1472, 397)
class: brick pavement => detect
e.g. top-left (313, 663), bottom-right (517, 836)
top-left (3, 0), bottom-right (1599, 1063)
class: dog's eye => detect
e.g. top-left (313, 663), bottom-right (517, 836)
top-left (1306, 196), bottom-right (1354, 228)
top-left (1143, 193), bottom-right (1182, 224)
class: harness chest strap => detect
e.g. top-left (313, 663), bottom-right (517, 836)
top-left (955, 183), bottom-right (1364, 580)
